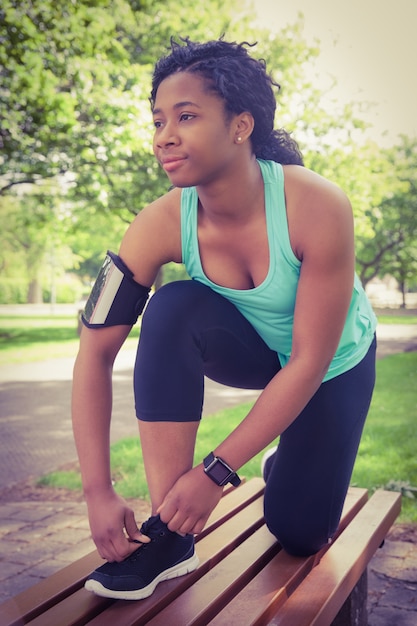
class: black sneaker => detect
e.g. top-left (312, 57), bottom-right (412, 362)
top-left (84, 514), bottom-right (199, 600)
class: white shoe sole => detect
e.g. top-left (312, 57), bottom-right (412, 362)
top-left (84, 552), bottom-right (199, 600)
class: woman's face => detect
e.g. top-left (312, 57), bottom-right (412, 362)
top-left (152, 71), bottom-right (241, 188)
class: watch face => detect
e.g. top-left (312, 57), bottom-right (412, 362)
top-left (210, 459), bottom-right (232, 485)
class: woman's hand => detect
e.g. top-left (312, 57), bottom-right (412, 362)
top-left (86, 487), bottom-right (150, 562)
top-left (157, 465), bottom-right (224, 535)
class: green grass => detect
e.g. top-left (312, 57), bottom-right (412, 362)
top-left (376, 314), bottom-right (417, 325)
top-left (0, 316), bottom-right (81, 364)
top-left (2, 309), bottom-right (415, 523)
top-left (0, 310), bottom-right (415, 366)
top-left (37, 471), bottom-right (84, 491)
top-left (0, 315), bottom-right (140, 365)
top-left (39, 352), bottom-right (417, 524)
top-left (351, 352), bottom-right (417, 522)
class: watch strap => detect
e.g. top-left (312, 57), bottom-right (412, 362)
top-left (203, 452), bottom-right (241, 487)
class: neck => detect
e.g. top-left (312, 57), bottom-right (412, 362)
top-left (197, 155), bottom-right (263, 224)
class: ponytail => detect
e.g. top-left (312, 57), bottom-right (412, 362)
top-left (255, 129), bottom-right (304, 165)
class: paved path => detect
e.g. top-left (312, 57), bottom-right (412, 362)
top-left (0, 323), bottom-right (416, 623)
top-left (1, 323), bottom-right (415, 491)
top-left (0, 351), bottom-right (261, 491)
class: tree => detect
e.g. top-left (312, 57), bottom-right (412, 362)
top-left (1, 0), bottom-right (251, 297)
top-left (1, 0), bottom-right (324, 295)
top-left (305, 132), bottom-right (417, 305)
top-left (0, 0), bottom-right (246, 199)
top-left (347, 137), bottom-right (417, 298)
top-left (2, 0), bottom-right (392, 302)
top-left (375, 138), bottom-right (417, 305)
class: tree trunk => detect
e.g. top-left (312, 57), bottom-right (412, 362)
top-left (27, 279), bottom-right (43, 303)
top-left (400, 281), bottom-right (407, 309)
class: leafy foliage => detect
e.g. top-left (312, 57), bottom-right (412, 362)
top-left (1, 0), bottom-right (417, 300)
top-left (351, 138), bottom-right (417, 297)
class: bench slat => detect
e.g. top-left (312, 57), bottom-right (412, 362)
top-left (0, 552), bottom-right (103, 626)
top-left (266, 489), bottom-right (401, 626)
top-left (207, 487), bottom-right (368, 626)
top-left (0, 479), bottom-right (264, 626)
top-left (0, 481), bottom-right (400, 626)
top-left (22, 590), bottom-right (112, 626)
top-left (145, 526), bottom-right (279, 626)
top-left (86, 487), bottom-right (368, 626)
top-left (85, 495), bottom-right (266, 625)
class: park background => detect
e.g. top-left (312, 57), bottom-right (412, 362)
top-left (1, 0), bottom-right (417, 308)
top-left (1, 0), bottom-right (416, 525)
top-left (0, 1), bottom-right (416, 616)
top-left (1, 0), bottom-right (416, 521)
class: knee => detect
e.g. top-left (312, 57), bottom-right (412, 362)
top-left (142, 281), bottom-right (197, 332)
top-left (141, 281), bottom-right (221, 353)
top-left (264, 501), bottom-right (330, 557)
top-left (145, 281), bottom-right (211, 320)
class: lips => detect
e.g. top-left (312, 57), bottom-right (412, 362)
top-left (160, 156), bottom-right (187, 173)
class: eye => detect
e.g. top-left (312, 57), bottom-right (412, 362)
top-left (179, 113), bottom-right (195, 122)
top-left (153, 120), bottom-right (163, 129)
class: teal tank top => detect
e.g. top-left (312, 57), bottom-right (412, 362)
top-left (181, 159), bottom-right (377, 381)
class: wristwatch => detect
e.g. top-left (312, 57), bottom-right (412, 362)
top-left (203, 452), bottom-right (241, 487)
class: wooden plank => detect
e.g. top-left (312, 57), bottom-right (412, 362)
top-left (36, 485), bottom-right (263, 626)
top-left (85, 487), bottom-right (367, 626)
top-left (24, 590), bottom-right (112, 626)
top-left (197, 477), bottom-right (264, 539)
top-left (266, 490), bottom-right (401, 626)
top-left (0, 479), bottom-right (263, 626)
top-left (208, 486), bottom-right (369, 626)
top-left (1, 482), bottom-right (398, 626)
top-left (0, 551), bottom-right (103, 626)
top-left (144, 525), bottom-right (280, 626)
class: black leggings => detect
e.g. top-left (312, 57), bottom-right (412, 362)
top-left (134, 280), bottom-right (376, 556)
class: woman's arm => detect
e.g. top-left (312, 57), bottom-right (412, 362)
top-left (216, 167), bottom-right (355, 466)
top-left (157, 169), bottom-right (356, 534)
top-left (72, 324), bottom-right (146, 561)
top-left (72, 191), bottom-right (182, 560)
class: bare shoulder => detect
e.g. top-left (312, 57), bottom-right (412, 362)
top-left (283, 165), bottom-right (350, 210)
top-left (282, 165), bottom-right (353, 260)
top-left (119, 187), bottom-right (182, 286)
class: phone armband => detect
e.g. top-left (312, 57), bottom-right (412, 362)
top-left (81, 251), bottom-right (150, 328)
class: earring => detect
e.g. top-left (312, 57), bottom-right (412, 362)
top-left (237, 136), bottom-right (242, 143)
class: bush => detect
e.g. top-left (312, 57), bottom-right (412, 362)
top-left (43, 275), bottom-right (84, 304)
top-left (0, 278), bottom-right (28, 304)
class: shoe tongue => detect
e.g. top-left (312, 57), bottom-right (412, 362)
top-left (140, 514), bottom-right (167, 539)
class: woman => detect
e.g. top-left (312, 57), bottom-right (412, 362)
top-left (72, 38), bottom-right (377, 600)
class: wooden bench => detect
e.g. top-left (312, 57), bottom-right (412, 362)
top-left (0, 478), bottom-right (400, 626)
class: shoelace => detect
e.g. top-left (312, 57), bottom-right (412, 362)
top-left (139, 515), bottom-right (168, 541)
top-left (117, 516), bottom-right (168, 564)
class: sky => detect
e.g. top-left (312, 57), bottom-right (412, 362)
top-left (250, 0), bottom-right (417, 145)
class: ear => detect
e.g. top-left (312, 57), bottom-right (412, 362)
top-left (233, 112), bottom-right (254, 144)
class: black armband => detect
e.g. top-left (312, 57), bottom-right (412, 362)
top-left (81, 251), bottom-right (150, 328)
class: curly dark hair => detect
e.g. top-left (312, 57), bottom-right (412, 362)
top-left (150, 38), bottom-right (303, 166)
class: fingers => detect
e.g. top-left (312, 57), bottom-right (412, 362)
top-left (98, 535), bottom-right (147, 562)
top-left (95, 515), bottom-right (150, 562)
top-left (96, 536), bottom-right (129, 562)
top-left (125, 508), bottom-right (151, 545)
top-left (157, 503), bottom-right (207, 536)
top-left (167, 513), bottom-right (207, 536)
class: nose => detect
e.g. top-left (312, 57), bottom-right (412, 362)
top-left (155, 123), bottom-right (179, 149)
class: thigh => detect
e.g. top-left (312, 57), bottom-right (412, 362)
top-left (264, 336), bottom-right (376, 555)
top-left (134, 280), bottom-right (281, 421)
